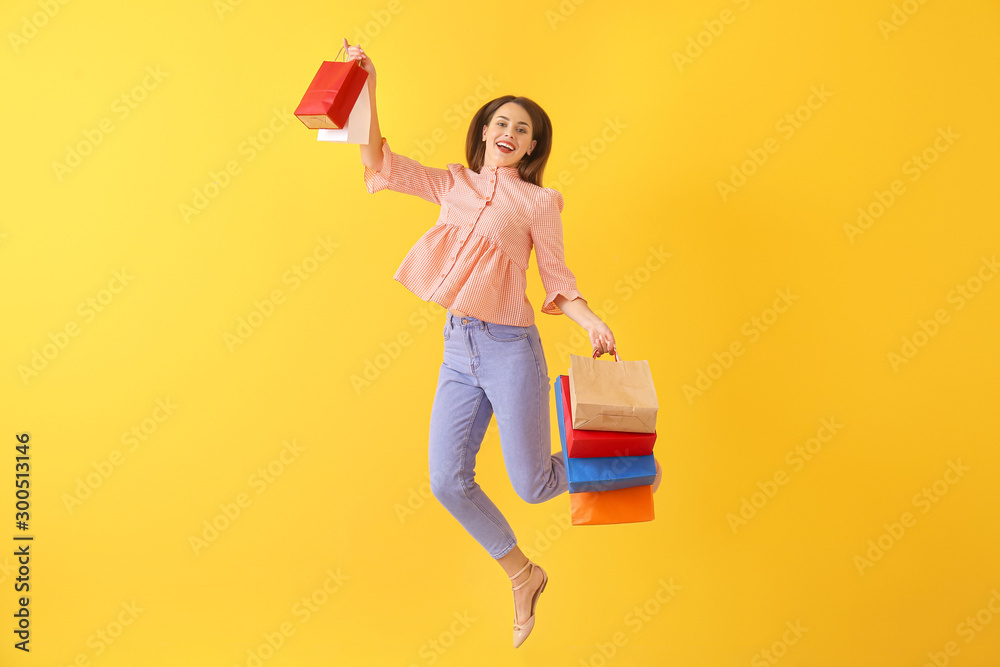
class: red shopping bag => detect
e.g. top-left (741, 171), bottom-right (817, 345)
top-left (294, 50), bottom-right (369, 130)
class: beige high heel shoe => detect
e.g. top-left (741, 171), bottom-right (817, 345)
top-left (509, 559), bottom-right (547, 648)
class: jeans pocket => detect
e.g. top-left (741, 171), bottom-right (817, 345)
top-left (443, 322), bottom-right (451, 341)
top-left (483, 322), bottom-right (528, 342)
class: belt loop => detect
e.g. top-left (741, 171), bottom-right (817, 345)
top-left (480, 320), bottom-right (485, 330)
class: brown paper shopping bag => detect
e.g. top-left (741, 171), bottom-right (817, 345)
top-left (568, 350), bottom-right (658, 433)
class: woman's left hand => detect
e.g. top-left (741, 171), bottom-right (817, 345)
top-left (587, 320), bottom-right (616, 357)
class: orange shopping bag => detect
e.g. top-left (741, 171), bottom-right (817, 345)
top-left (570, 484), bottom-right (655, 526)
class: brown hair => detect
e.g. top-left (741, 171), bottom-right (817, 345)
top-left (465, 95), bottom-right (553, 187)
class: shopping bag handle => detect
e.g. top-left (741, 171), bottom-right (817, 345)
top-left (592, 348), bottom-right (621, 361)
top-left (337, 38), bottom-right (361, 62)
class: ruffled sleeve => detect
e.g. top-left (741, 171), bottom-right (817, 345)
top-left (531, 187), bottom-right (584, 315)
top-left (363, 137), bottom-right (455, 205)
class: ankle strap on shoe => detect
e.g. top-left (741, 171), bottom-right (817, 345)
top-left (509, 560), bottom-right (533, 589)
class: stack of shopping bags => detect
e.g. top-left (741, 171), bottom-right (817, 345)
top-left (294, 45), bottom-right (372, 143)
top-left (556, 351), bottom-right (660, 526)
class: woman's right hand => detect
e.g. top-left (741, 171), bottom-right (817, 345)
top-left (343, 38), bottom-right (376, 85)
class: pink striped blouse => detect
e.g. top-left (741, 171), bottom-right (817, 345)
top-left (363, 136), bottom-right (584, 327)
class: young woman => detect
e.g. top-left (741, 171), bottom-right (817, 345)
top-left (345, 40), bottom-right (660, 648)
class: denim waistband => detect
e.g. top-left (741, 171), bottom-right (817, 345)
top-left (446, 313), bottom-right (486, 329)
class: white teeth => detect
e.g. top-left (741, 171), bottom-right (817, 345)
top-left (497, 141), bottom-right (514, 150)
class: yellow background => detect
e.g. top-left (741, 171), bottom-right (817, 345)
top-left (2, 0), bottom-right (999, 665)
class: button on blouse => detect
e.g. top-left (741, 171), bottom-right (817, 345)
top-left (363, 136), bottom-right (584, 327)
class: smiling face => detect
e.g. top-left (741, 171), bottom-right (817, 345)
top-left (482, 102), bottom-right (537, 168)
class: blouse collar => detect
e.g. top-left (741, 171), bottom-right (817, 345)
top-left (480, 163), bottom-right (521, 176)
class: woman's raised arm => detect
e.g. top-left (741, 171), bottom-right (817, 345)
top-left (344, 39), bottom-right (382, 170)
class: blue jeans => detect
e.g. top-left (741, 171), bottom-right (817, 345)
top-left (428, 313), bottom-right (568, 559)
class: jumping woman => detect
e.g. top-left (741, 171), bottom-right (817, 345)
top-left (346, 40), bottom-right (661, 648)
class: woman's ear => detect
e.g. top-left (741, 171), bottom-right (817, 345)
top-left (528, 139), bottom-right (537, 155)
